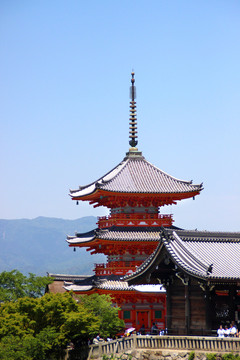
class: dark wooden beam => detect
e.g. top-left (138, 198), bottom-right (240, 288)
top-left (185, 282), bottom-right (190, 335)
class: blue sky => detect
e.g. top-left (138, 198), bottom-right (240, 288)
top-left (1, 1), bottom-right (240, 231)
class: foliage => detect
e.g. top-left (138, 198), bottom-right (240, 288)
top-left (0, 277), bottom-right (125, 360)
top-left (0, 270), bottom-right (53, 302)
top-left (206, 354), bottom-right (216, 360)
top-left (0, 292), bottom-right (100, 359)
top-left (222, 354), bottom-right (240, 360)
top-left (78, 293), bottom-right (125, 338)
top-left (0, 335), bottom-right (31, 360)
top-left (102, 355), bottom-right (132, 360)
top-left (188, 351), bottom-right (195, 360)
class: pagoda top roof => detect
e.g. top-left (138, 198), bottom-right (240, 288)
top-left (70, 154), bottom-right (203, 199)
top-left (124, 228), bottom-right (240, 284)
top-left (70, 72), bottom-right (203, 203)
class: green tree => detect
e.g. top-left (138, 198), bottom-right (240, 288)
top-left (79, 294), bottom-right (125, 338)
top-left (0, 292), bottom-right (100, 359)
top-left (0, 270), bottom-right (53, 302)
top-left (23, 328), bottom-right (62, 360)
top-left (0, 335), bottom-right (32, 360)
top-left (0, 288), bottom-right (124, 359)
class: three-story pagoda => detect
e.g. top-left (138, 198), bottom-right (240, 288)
top-left (65, 73), bottom-right (203, 333)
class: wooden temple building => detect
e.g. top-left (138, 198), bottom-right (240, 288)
top-left (124, 228), bottom-right (240, 335)
top-left (62, 72), bottom-right (204, 333)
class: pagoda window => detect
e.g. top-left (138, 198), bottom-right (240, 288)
top-left (123, 310), bottom-right (131, 319)
top-left (155, 310), bottom-right (162, 319)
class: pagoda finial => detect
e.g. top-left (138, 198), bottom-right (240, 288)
top-left (129, 71), bottom-right (138, 149)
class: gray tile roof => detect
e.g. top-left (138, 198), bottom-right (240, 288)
top-left (96, 280), bottom-right (165, 292)
top-left (124, 228), bottom-right (240, 283)
top-left (66, 226), bottom-right (169, 245)
top-left (64, 284), bottom-right (94, 291)
top-left (170, 230), bottom-right (240, 280)
top-left (97, 280), bottom-right (136, 291)
top-left (168, 229), bottom-right (240, 242)
top-left (64, 279), bottom-right (166, 293)
top-left (48, 273), bottom-right (92, 281)
top-left (162, 231), bottom-right (212, 279)
top-left (96, 226), bottom-right (163, 241)
top-left (70, 155), bottom-right (203, 197)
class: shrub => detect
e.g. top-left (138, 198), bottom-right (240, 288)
top-left (206, 354), bottom-right (217, 360)
top-left (222, 354), bottom-right (240, 360)
top-left (189, 351), bottom-right (195, 360)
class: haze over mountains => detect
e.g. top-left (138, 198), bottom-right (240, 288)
top-left (0, 216), bottom-right (105, 276)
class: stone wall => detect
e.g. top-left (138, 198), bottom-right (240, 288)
top-left (90, 349), bottom-right (235, 360)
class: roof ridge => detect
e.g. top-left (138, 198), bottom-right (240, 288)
top-left (123, 233), bottom-right (165, 281)
top-left (143, 158), bottom-right (201, 186)
top-left (69, 157), bottom-right (129, 194)
top-left (176, 229), bottom-right (240, 237)
top-left (98, 158), bottom-right (129, 185)
top-left (171, 231), bottom-right (210, 272)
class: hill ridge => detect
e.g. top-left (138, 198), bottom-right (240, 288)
top-left (0, 216), bottom-right (105, 276)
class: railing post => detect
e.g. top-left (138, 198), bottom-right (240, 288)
top-left (132, 334), bottom-right (137, 349)
top-left (98, 343), bottom-right (103, 357)
top-left (113, 339), bottom-right (119, 354)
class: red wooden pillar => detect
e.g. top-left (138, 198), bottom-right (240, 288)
top-left (150, 305), bottom-right (154, 328)
top-left (132, 305), bottom-right (136, 328)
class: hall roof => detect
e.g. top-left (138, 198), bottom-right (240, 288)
top-left (69, 153), bottom-right (203, 199)
top-left (124, 228), bottom-right (240, 284)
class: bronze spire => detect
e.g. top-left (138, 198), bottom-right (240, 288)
top-left (129, 72), bottom-right (138, 149)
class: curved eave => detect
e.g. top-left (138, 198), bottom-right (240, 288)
top-left (70, 186), bottom-right (98, 200)
top-left (67, 237), bottom-right (159, 248)
top-left (169, 257), bottom-right (210, 281)
top-left (64, 285), bottom-right (94, 292)
top-left (97, 280), bottom-right (136, 291)
top-left (133, 285), bottom-right (166, 293)
top-left (69, 226), bottom-right (167, 246)
top-left (66, 235), bottom-right (96, 245)
top-left (163, 231), bottom-right (211, 281)
top-left (97, 286), bottom-right (166, 293)
top-left (69, 154), bottom-right (203, 200)
top-left (69, 159), bottom-right (129, 198)
top-left (70, 188), bottom-right (202, 202)
top-left (173, 267), bottom-right (240, 283)
top-left (205, 276), bottom-right (240, 284)
top-left (96, 280), bottom-right (166, 292)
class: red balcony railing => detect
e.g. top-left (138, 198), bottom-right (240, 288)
top-left (97, 213), bottom-right (173, 228)
top-left (94, 261), bottom-right (143, 276)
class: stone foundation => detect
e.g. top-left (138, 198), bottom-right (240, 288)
top-left (90, 349), bottom-right (236, 360)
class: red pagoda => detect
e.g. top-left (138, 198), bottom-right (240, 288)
top-left (64, 72), bottom-right (203, 333)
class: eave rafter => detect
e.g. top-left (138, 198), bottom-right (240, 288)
top-left (96, 289), bottom-right (165, 305)
top-left (69, 238), bottom-right (158, 256)
top-left (73, 190), bottom-right (200, 208)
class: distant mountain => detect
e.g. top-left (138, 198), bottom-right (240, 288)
top-left (0, 216), bottom-right (105, 276)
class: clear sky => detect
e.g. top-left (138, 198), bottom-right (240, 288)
top-left (1, 1), bottom-right (240, 231)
